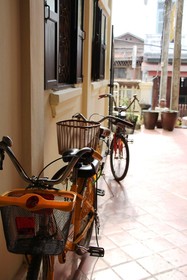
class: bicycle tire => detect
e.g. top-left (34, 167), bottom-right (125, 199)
top-left (75, 178), bottom-right (95, 255)
top-left (110, 134), bottom-right (129, 181)
top-left (26, 255), bottom-right (52, 280)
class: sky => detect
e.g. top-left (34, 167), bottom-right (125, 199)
top-left (112, 0), bottom-right (148, 39)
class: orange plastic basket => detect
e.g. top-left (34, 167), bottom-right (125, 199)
top-left (0, 189), bottom-right (76, 255)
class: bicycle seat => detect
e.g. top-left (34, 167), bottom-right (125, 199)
top-left (114, 106), bottom-right (127, 113)
top-left (62, 149), bottom-right (100, 178)
top-left (63, 149), bottom-right (79, 162)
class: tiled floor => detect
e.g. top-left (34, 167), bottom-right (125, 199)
top-left (55, 126), bottom-right (187, 279)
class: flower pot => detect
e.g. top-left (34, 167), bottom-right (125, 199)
top-left (143, 110), bottom-right (159, 129)
top-left (161, 111), bottom-right (178, 131)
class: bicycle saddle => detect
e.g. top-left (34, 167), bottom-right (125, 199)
top-left (114, 105), bottom-right (127, 113)
top-left (62, 149), bottom-right (100, 178)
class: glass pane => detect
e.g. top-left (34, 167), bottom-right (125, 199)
top-left (46, 0), bottom-right (55, 12)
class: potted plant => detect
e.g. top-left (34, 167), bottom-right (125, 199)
top-left (142, 109), bottom-right (159, 129)
top-left (155, 98), bottom-right (178, 131)
top-left (161, 110), bottom-right (178, 131)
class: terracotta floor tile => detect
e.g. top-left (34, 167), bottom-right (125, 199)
top-left (93, 235), bottom-right (117, 251)
top-left (147, 222), bottom-right (177, 236)
top-left (113, 261), bottom-right (151, 280)
top-left (142, 236), bottom-right (175, 253)
top-left (155, 269), bottom-right (187, 280)
top-left (178, 265), bottom-right (187, 276)
top-left (137, 254), bottom-right (173, 274)
top-left (159, 248), bottom-right (187, 267)
top-left (127, 227), bottom-right (158, 241)
top-left (90, 268), bottom-right (121, 280)
top-left (50, 128), bottom-right (187, 280)
top-left (121, 242), bottom-right (153, 259)
top-left (164, 231), bottom-right (187, 247)
top-left (103, 247), bottom-right (132, 266)
top-left (107, 230), bottom-right (138, 246)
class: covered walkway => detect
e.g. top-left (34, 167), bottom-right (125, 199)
top-left (54, 128), bottom-right (187, 279)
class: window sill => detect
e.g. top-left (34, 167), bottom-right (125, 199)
top-left (49, 87), bottom-right (82, 117)
top-left (91, 79), bottom-right (109, 93)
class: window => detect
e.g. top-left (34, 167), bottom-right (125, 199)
top-left (91, 0), bottom-right (106, 81)
top-left (114, 68), bottom-right (127, 79)
top-left (44, 0), bottom-right (84, 89)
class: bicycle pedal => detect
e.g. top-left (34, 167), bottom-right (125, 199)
top-left (88, 246), bottom-right (105, 257)
top-left (97, 189), bottom-right (105, 196)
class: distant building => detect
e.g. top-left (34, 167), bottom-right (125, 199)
top-left (114, 0), bottom-right (187, 109)
top-left (114, 32), bottom-right (144, 88)
top-left (141, 0), bottom-right (187, 108)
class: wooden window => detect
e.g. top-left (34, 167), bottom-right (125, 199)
top-left (44, 0), bottom-right (84, 89)
top-left (92, 0), bottom-right (106, 81)
top-left (44, 0), bottom-right (59, 89)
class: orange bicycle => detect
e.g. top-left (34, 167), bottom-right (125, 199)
top-left (0, 135), bottom-right (104, 279)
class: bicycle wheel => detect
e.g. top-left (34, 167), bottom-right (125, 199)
top-left (110, 134), bottom-right (129, 181)
top-left (26, 255), bottom-right (53, 280)
top-left (75, 177), bottom-right (96, 255)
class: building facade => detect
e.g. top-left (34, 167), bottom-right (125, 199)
top-left (0, 1), bottom-right (113, 278)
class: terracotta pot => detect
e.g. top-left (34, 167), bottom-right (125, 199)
top-left (143, 110), bottom-right (159, 129)
top-left (161, 111), bottom-right (178, 131)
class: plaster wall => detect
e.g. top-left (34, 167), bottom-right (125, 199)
top-left (0, 0), bottom-right (112, 278)
top-left (0, 1), bottom-right (24, 279)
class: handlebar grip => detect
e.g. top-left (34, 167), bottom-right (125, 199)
top-left (98, 94), bottom-right (112, 99)
top-left (2, 136), bottom-right (13, 147)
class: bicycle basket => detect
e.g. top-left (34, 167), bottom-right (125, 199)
top-left (0, 190), bottom-right (75, 255)
top-left (56, 119), bottom-right (100, 154)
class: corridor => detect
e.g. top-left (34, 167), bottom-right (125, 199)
top-left (55, 127), bottom-right (187, 279)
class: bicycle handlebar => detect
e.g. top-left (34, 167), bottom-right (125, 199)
top-left (72, 112), bottom-right (87, 121)
top-left (98, 93), bottom-right (139, 112)
top-left (0, 136), bottom-right (99, 188)
top-left (72, 113), bottom-right (134, 129)
top-left (99, 115), bottom-right (134, 128)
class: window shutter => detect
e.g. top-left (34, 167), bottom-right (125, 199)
top-left (92, 1), bottom-right (102, 81)
top-left (44, 0), bottom-right (59, 89)
top-left (99, 13), bottom-right (106, 79)
top-left (71, 0), bottom-right (84, 83)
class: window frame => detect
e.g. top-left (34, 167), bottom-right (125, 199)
top-left (44, 0), bottom-right (85, 90)
top-left (91, 0), bottom-right (106, 81)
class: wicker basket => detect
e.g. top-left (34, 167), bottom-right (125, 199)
top-left (56, 119), bottom-right (100, 154)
